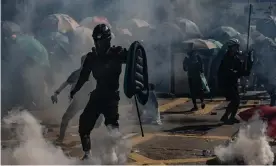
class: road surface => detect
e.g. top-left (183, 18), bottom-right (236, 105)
top-left (1, 91), bottom-right (274, 165)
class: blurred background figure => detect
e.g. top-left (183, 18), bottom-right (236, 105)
top-left (183, 48), bottom-right (205, 111)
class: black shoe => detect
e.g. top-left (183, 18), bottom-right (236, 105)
top-left (220, 115), bottom-right (228, 123)
top-left (80, 152), bottom-right (91, 160)
top-left (190, 107), bottom-right (198, 111)
top-left (201, 103), bottom-right (205, 109)
top-left (230, 118), bottom-right (240, 124)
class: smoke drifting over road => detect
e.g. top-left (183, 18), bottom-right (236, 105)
top-left (214, 115), bottom-right (274, 165)
top-left (1, 110), bottom-right (132, 165)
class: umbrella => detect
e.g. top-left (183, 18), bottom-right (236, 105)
top-left (256, 16), bottom-right (276, 39)
top-left (208, 39), bottom-right (223, 48)
top-left (10, 34), bottom-right (50, 67)
top-left (238, 105), bottom-right (276, 138)
top-left (38, 31), bottom-right (72, 73)
top-left (70, 26), bottom-right (94, 56)
top-left (40, 14), bottom-right (79, 34)
top-left (118, 18), bottom-right (154, 42)
top-left (175, 18), bottom-right (203, 38)
top-left (131, 18), bottom-right (152, 28)
top-left (80, 16), bottom-right (111, 30)
top-left (183, 39), bottom-right (218, 50)
top-left (209, 26), bottom-right (241, 44)
top-left (1, 21), bottom-right (21, 38)
top-left (151, 22), bottom-right (184, 45)
top-left (235, 33), bottom-right (253, 51)
top-left (116, 28), bottom-right (132, 37)
top-left (113, 28), bottom-right (132, 46)
top-left (39, 31), bottom-right (70, 58)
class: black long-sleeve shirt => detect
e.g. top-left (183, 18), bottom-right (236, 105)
top-left (183, 54), bottom-right (204, 78)
top-left (71, 46), bottom-right (128, 96)
top-left (218, 52), bottom-right (245, 87)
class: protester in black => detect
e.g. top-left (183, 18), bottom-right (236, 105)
top-left (70, 24), bottom-right (128, 160)
top-left (218, 38), bottom-right (253, 124)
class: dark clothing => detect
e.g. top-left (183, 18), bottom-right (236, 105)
top-left (183, 54), bottom-right (204, 107)
top-left (218, 52), bottom-right (247, 121)
top-left (71, 46), bottom-right (128, 152)
top-left (183, 54), bottom-right (203, 79)
top-left (59, 66), bottom-right (103, 141)
top-left (72, 46), bottom-right (128, 95)
top-left (268, 90), bottom-right (276, 106)
top-left (189, 77), bottom-right (204, 106)
top-left (79, 91), bottom-right (120, 151)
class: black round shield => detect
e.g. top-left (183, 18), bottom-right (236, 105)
top-left (124, 41), bottom-right (149, 105)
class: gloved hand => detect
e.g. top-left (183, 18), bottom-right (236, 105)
top-left (51, 93), bottom-right (58, 104)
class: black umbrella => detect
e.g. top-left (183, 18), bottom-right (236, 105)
top-left (1, 21), bottom-right (21, 38)
top-left (256, 16), bottom-right (276, 39)
top-left (175, 18), bottom-right (203, 39)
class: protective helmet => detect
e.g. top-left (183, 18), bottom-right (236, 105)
top-left (226, 38), bottom-right (240, 47)
top-left (92, 24), bottom-right (111, 41)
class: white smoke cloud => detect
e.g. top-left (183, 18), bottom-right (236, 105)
top-left (214, 115), bottom-right (274, 165)
top-left (1, 110), bottom-right (132, 165)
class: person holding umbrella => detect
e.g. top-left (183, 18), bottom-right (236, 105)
top-left (183, 46), bottom-right (206, 111)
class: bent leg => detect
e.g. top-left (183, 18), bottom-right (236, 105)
top-left (59, 99), bottom-right (80, 141)
top-left (79, 98), bottom-right (100, 152)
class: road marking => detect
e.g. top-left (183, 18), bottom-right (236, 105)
top-left (238, 100), bottom-right (257, 113)
top-left (131, 132), bottom-right (230, 148)
top-left (155, 133), bottom-right (230, 140)
top-left (194, 101), bottom-right (223, 115)
top-left (159, 98), bottom-right (190, 112)
top-left (129, 153), bottom-right (156, 163)
top-left (129, 132), bottom-right (225, 164)
top-left (131, 157), bottom-right (214, 165)
top-left (131, 133), bottom-right (156, 146)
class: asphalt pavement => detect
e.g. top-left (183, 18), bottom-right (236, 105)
top-left (1, 91), bottom-right (273, 165)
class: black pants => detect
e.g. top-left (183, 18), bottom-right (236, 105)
top-left (268, 90), bottom-right (276, 106)
top-left (221, 85), bottom-right (240, 120)
top-left (79, 91), bottom-right (120, 152)
top-left (188, 77), bottom-right (204, 107)
top-left (59, 97), bottom-right (104, 140)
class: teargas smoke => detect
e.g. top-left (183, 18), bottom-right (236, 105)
top-left (214, 114), bottom-right (274, 165)
top-left (1, 110), bottom-right (132, 165)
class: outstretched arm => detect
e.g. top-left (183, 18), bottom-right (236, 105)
top-left (54, 81), bottom-right (69, 95)
top-left (70, 54), bottom-right (92, 96)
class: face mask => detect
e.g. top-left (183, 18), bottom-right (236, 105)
top-left (95, 38), bottom-right (111, 54)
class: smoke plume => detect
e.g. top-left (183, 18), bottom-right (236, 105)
top-left (1, 109), bottom-right (132, 165)
top-left (214, 115), bottom-right (274, 165)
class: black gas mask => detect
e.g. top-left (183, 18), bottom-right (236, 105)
top-left (94, 37), bottom-right (111, 54)
top-left (92, 24), bottom-right (112, 55)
